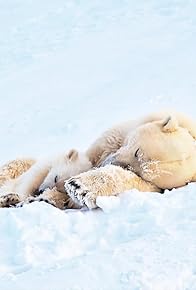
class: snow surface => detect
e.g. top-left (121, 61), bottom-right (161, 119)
top-left (0, 1), bottom-right (196, 289)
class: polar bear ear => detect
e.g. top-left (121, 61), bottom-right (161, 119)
top-left (162, 116), bottom-right (178, 133)
top-left (67, 149), bottom-right (79, 161)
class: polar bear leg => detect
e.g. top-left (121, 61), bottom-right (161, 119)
top-left (36, 188), bottom-right (80, 209)
top-left (17, 188), bottom-right (80, 210)
top-left (65, 165), bottom-right (160, 209)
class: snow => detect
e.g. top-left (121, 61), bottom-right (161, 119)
top-left (0, 0), bottom-right (196, 289)
top-left (1, 187), bottom-right (196, 290)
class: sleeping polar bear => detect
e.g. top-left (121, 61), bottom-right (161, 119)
top-left (0, 149), bottom-right (91, 208)
top-left (0, 110), bottom-right (196, 210)
top-left (65, 114), bottom-right (196, 209)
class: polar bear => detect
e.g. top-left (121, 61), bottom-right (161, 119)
top-left (1, 111), bottom-right (196, 210)
top-left (86, 111), bottom-right (196, 167)
top-left (65, 114), bottom-right (196, 209)
top-left (0, 149), bottom-right (91, 208)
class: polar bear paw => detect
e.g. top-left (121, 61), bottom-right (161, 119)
top-left (0, 193), bottom-right (20, 207)
top-left (64, 177), bottom-right (97, 209)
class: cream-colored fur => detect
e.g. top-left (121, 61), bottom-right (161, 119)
top-left (0, 149), bottom-right (91, 208)
top-left (107, 116), bottom-right (196, 189)
top-left (65, 113), bottom-right (196, 209)
top-left (1, 110), bottom-right (195, 210)
top-left (17, 187), bottom-right (80, 210)
top-left (65, 165), bottom-right (160, 209)
top-left (0, 158), bottom-right (35, 186)
top-left (87, 111), bottom-right (196, 167)
top-left (38, 149), bottom-right (92, 193)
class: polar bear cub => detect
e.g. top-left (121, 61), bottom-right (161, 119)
top-left (0, 149), bottom-right (92, 206)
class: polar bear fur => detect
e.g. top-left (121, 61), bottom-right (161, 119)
top-left (0, 149), bottom-right (91, 208)
top-left (65, 113), bottom-right (196, 209)
top-left (0, 158), bottom-right (36, 186)
top-left (86, 111), bottom-right (196, 167)
top-left (1, 110), bottom-right (196, 210)
top-left (108, 116), bottom-right (196, 189)
top-left (65, 165), bottom-right (160, 209)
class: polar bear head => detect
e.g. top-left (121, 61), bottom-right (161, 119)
top-left (39, 149), bottom-right (92, 193)
top-left (106, 116), bottom-right (196, 189)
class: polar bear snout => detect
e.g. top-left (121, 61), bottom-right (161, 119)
top-left (111, 159), bottom-right (130, 169)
